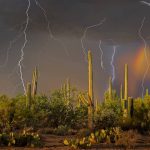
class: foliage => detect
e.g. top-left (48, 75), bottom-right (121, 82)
top-left (132, 97), bottom-right (150, 132)
top-left (54, 125), bottom-right (69, 136)
top-left (64, 127), bottom-right (122, 149)
top-left (0, 95), bottom-right (16, 132)
top-left (104, 90), bottom-right (119, 102)
top-left (48, 90), bottom-right (74, 128)
top-left (0, 129), bottom-right (42, 147)
top-left (94, 100), bottom-right (122, 129)
top-left (116, 130), bottom-right (140, 149)
top-left (48, 89), bottom-right (88, 129)
top-left (13, 95), bottom-right (50, 129)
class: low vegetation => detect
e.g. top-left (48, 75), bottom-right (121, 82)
top-left (0, 86), bottom-right (149, 148)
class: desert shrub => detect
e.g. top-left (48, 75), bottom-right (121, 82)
top-left (131, 98), bottom-right (150, 132)
top-left (13, 95), bottom-right (52, 129)
top-left (0, 95), bottom-right (16, 132)
top-left (0, 129), bottom-right (42, 147)
top-left (104, 90), bottom-right (119, 102)
top-left (31, 95), bottom-right (50, 127)
top-left (48, 90), bottom-right (75, 128)
top-left (73, 105), bottom-right (88, 129)
top-left (13, 95), bottom-right (36, 128)
top-left (94, 100), bottom-right (122, 129)
top-left (116, 130), bottom-right (140, 149)
top-left (54, 125), bottom-right (69, 136)
top-left (64, 127), bottom-right (122, 149)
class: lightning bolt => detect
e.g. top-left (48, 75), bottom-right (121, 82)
top-left (18, 0), bottom-right (31, 94)
top-left (108, 39), bottom-right (118, 83)
top-left (140, 0), bottom-right (150, 6)
top-left (0, 32), bottom-right (23, 68)
top-left (34, 0), bottom-right (69, 56)
top-left (138, 17), bottom-right (150, 98)
top-left (81, 18), bottom-right (106, 61)
top-left (98, 40), bottom-right (104, 70)
top-left (110, 45), bottom-right (117, 83)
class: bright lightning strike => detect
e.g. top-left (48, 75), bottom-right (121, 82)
top-left (138, 17), bottom-right (150, 98)
top-left (18, 0), bottom-right (31, 94)
top-left (98, 40), bottom-right (104, 70)
top-left (34, 0), bottom-right (69, 56)
top-left (81, 18), bottom-right (106, 61)
top-left (110, 45), bottom-right (117, 83)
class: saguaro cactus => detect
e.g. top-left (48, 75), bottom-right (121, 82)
top-left (88, 50), bottom-right (94, 130)
top-left (108, 77), bottom-right (112, 100)
top-left (120, 84), bottom-right (123, 100)
top-left (32, 67), bottom-right (38, 97)
top-left (128, 97), bottom-right (134, 118)
top-left (95, 99), bottom-right (98, 112)
top-left (146, 88), bottom-right (149, 97)
top-left (62, 79), bottom-right (71, 105)
top-left (124, 64), bottom-right (128, 100)
top-left (26, 82), bottom-right (31, 109)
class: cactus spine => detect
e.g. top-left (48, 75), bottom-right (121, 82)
top-left (26, 82), bottom-right (31, 109)
top-left (88, 50), bottom-right (94, 130)
top-left (32, 67), bottom-right (38, 98)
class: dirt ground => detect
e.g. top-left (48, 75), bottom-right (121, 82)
top-left (0, 134), bottom-right (150, 150)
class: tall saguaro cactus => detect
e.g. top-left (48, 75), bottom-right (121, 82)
top-left (120, 84), bottom-right (123, 100)
top-left (124, 64), bottom-right (128, 100)
top-left (128, 97), bottom-right (134, 118)
top-left (32, 67), bottom-right (38, 98)
top-left (146, 88), bottom-right (149, 97)
top-left (26, 82), bottom-right (31, 109)
top-left (108, 77), bottom-right (112, 100)
top-left (88, 50), bottom-right (94, 130)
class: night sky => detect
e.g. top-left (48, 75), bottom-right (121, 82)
top-left (0, 0), bottom-right (150, 100)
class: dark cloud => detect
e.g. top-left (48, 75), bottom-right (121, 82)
top-left (0, 0), bottom-right (150, 98)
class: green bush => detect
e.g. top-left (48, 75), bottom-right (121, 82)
top-left (54, 125), bottom-right (69, 136)
top-left (94, 100), bottom-right (122, 129)
top-left (132, 98), bottom-right (150, 132)
top-left (64, 127), bottom-right (122, 149)
top-left (0, 130), bottom-right (42, 147)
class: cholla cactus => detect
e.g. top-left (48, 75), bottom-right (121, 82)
top-left (61, 78), bottom-right (71, 105)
